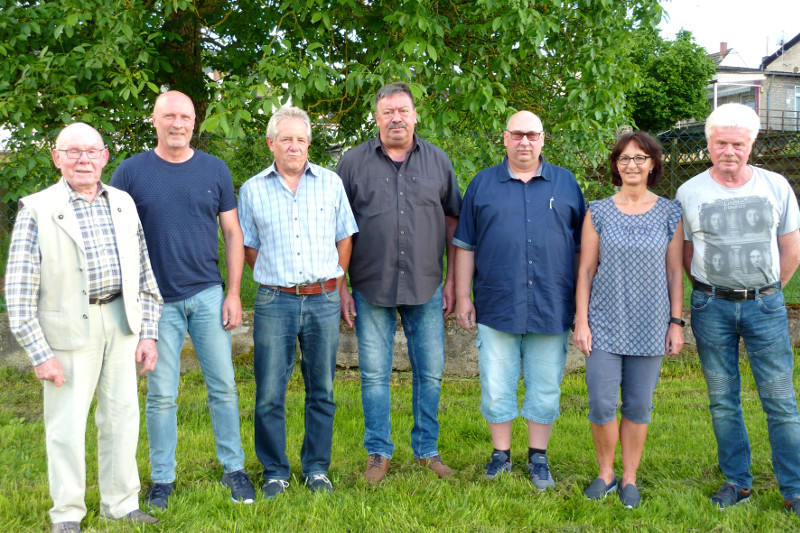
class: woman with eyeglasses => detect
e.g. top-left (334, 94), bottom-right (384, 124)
top-left (573, 131), bottom-right (684, 508)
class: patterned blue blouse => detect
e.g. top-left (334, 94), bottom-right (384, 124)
top-left (588, 196), bottom-right (682, 356)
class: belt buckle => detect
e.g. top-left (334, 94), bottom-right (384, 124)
top-left (733, 289), bottom-right (748, 301)
top-left (295, 285), bottom-right (301, 295)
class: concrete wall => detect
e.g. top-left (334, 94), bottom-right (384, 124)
top-left (5, 309), bottom-right (800, 375)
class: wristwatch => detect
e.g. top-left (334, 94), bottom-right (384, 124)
top-left (669, 317), bottom-right (686, 327)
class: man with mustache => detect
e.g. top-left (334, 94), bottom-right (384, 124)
top-left (336, 82), bottom-right (462, 482)
top-left (677, 103), bottom-right (800, 518)
top-left (452, 111), bottom-right (585, 489)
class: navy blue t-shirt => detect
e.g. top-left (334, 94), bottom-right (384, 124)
top-left (110, 149), bottom-right (237, 302)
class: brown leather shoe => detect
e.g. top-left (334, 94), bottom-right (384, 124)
top-left (363, 454), bottom-right (390, 482)
top-left (415, 455), bottom-right (454, 478)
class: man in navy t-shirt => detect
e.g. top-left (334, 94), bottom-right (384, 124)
top-left (110, 91), bottom-right (255, 510)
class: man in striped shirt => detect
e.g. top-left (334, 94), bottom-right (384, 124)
top-left (238, 106), bottom-right (357, 498)
top-left (6, 122), bottom-right (163, 533)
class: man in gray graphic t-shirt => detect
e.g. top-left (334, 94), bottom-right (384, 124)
top-left (676, 103), bottom-right (800, 517)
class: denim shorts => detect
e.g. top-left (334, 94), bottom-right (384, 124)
top-left (585, 348), bottom-right (663, 425)
top-left (477, 324), bottom-right (568, 424)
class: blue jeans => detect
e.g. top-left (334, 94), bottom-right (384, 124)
top-left (476, 324), bottom-right (568, 424)
top-left (353, 287), bottom-right (445, 460)
top-left (691, 289), bottom-right (800, 500)
top-left (253, 286), bottom-right (340, 479)
top-left (146, 285), bottom-right (246, 483)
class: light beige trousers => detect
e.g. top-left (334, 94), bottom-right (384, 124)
top-left (43, 297), bottom-right (141, 523)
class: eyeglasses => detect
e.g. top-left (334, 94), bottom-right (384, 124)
top-left (616, 155), bottom-right (651, 165)
top-left (506, 130), bottom-right (542, 141)
top-left (58, 148), bottom-right (105, 159)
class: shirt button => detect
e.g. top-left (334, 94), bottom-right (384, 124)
top-left (529, 261), bottom-right (532, 264)
top-left (527, 239), bottom-right (531, 243)
top-left (400, 271), bottom-right (405, 274)
top-left (83, 314), bottom-right (88, 319)
top-left (400, 231), bottom-right (405, 235)
top-left (400, 210), bottom-right (405, 214)
top-left (528, 280), bottom-right (533, 285)
top-left (400, 192), bottom-right (404, 196)
top-left (400, 251), bottom-right (405, 255)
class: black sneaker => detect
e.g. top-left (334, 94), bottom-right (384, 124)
top-left (262, 478), bottom-right (289, 499)
top-left (526, 453), bottom-right (555, 491)
top-left (711, 482), bottom-right (751, 509)
top-left (221, 469), bottom-right (255, 504)
top-left (145, 482), bottom-right (174, 510)
top-left (305, 474), bottom-right (333, 493)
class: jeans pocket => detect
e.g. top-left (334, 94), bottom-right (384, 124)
top-left (322, 286), bottom-right (341, 303)
top-left (757, 290), bottom-right (786, 314)
top-left (690, 290), bottom-right (712, 311)
top-left (255, 287), bottom-right (278, 306)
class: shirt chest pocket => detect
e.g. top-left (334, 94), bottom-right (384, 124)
top-left (189, 186), bottom-right (217, 218)
top-left (353, 176), bottom-right (393, 216)
top-left (407, 175), bottom-right (441, 208)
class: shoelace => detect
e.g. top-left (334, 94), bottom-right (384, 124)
top-left (532, 461), bottom-right (550, 478)
top-left (716, 483), bottom-right (736, 501)
top-left (268, 479), bottom-right (289, 489)
top-left (149, 484), bottom-right (171, 499)
top-left (228, 471), bottom-right (251, 491)
top-left (307, 474), bottom-right (330, 485)
top-left (368, 455), bottom-right (385, 469)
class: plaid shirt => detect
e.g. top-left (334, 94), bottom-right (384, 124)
top-left (6, 180), bottom-right (162, 365)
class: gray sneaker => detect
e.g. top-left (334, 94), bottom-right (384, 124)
top-left (619, 483), bottom-right (641, 508)
top-left (262, 478), bottom-right (289, 499)
top-left (583, 475), bottom-right (618, 500)
top-left (221, 469), bottom-right (256, 504)
top-left (526, 453), bottom-right (555, 490)
top-left (484, 451), bottom-right (512, 479)
top-left (51, 523), bottom-right (80, 533)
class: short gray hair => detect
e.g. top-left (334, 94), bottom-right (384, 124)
top-left (267, 106), bottom-right (312, 141)
top-left (374, 82), bottom-right (415, 111)
top-left (705, 103), bottom-right (760, 143)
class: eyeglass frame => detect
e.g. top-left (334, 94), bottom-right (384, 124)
top-left (616, 155), bottom-right (652, 165)
top-left (505, 130), bottom-right (543, 141)
top-left (57, 148), bottom-right (107, 159)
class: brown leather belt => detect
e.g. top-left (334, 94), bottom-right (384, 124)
top-left (261, 278), bottom-right (337, 295)
top-left (89, 293), bottom-right (121, 305)
top-left (692, 279), bottom-right (780, 301)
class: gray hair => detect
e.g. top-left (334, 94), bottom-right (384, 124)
top-left (374, 82), bottom-right (415, 110)
top-left (267, 106), bottom-right (312, 141)
top-left (705, 103), bottom-right (760, 143)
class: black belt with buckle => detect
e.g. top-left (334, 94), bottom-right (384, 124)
top-left (692, 279), bottom-right (780, 301)
top-left (89, 293), bottom-right (121, 305)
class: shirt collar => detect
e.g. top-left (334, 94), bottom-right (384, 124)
top-left (373, 133), bottom-right (420, 156)
top-left (253, 160), bottom-right (314, 180)
top-left (502, 155), bottom-right (550, 182)
top-left (60, 177), bottom-right (107, 202)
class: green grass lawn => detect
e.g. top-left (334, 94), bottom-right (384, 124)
top-left (1, 350), bottom-right (799, 532)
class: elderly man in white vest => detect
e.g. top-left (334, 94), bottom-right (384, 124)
top-left (6, 122), bottom-right (163, 533)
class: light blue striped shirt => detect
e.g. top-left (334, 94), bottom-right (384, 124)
top-left (239, 161), bottom-right (358, 287)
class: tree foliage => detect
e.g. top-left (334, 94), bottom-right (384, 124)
top-left (625, 27), bottom-right (716, 133)
top-left (0, 0), bottom-right (663, 203)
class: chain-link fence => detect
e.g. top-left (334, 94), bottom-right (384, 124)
top-left (2, 129), bottom-right (800, 304)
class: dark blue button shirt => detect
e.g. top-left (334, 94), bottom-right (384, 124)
top-left (453, 156), bottom-right (585, 335)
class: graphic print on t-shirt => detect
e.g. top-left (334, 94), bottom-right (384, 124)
top-left (699, 196), bottom-right (773, 287)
